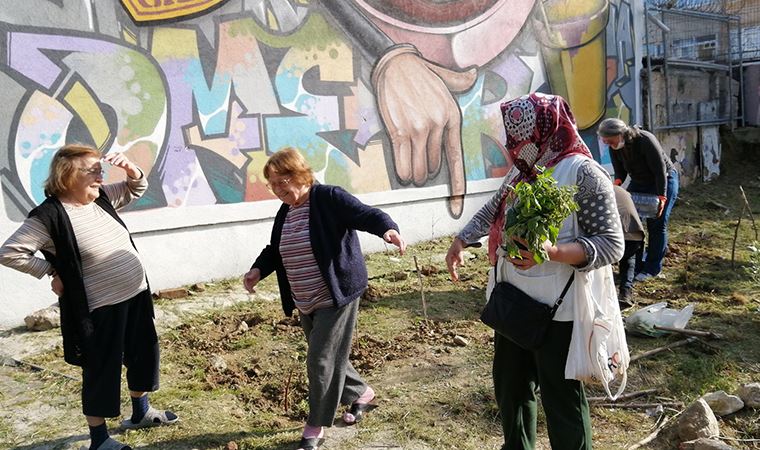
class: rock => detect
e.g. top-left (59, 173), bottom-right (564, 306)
top-left (389, 271), bottom-right (408, 281)
top-left (452, 335), bottom-right (468, 347)
top-left (705, 200), bottom-right (729, 211)
top-left (24, 305), bottom-right (60, 331)
top-left (677, 398), bottom-right (720, 441)
top-left (362, 284), bottom-right (381, 301)
top-left (158, 287), bottom-right (189, 299)
top-left (237, 321), bottom-right (249, 333)
top-left (702, 391), bottom-right (744, 416)
top-left (210, 355), bottom-right (227, 371)
top-left (224, 441), bottom-right (238, 450)
top-left (680, 438), bottom-right (735, 450)
top-left (737, 382), bottom-right (760, 408)
top-left (420, 265), bottom-right (439, 276)
top-left (191, 282), bottom-right (206, 292)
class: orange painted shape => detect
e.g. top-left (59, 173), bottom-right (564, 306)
top-left (120, 0), bottom-right (228, 23)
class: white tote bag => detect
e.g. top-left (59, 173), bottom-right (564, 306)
top-left (565, 265), bottom-right (630, 400)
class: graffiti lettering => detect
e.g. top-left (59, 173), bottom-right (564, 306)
top-left (0, 1), bottom-right (640, 221)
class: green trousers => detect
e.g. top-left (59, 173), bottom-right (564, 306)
top-left (493, 321), bottom-right (592, 450)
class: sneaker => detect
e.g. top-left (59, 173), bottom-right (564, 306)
top-left (634, 272), bottom-right (654, 282)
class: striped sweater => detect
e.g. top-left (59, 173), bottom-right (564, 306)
top-left (279, 198), bottom-right (334, 314)
top-left (0, 176), bottom-right (148, 311)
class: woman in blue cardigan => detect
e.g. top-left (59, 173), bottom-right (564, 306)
top-left (242, 147), bottom-right (406, 450)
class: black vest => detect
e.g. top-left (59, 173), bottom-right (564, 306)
top-left (28, 189), bottom-right (152, 366)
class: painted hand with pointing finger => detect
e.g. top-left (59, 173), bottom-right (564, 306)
top-left (372, 45), bottom-right (477, 219)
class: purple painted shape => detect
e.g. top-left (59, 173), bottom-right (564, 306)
top-left (156, 59), bottom-right (215, 206)
top-left (7, 31), bottom-right (116, 89)
top-left (354, 106), bottom-right (381, 146)
top-left (489, 53), bottom-right (532, 94)
top-left (237, 117), bottom-right (259, 149)
top-left (229, 101), bottom-right (260, 150)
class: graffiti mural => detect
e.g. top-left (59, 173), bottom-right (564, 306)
top-left (0, 0), bottom-right (641, 222)
top-left (120, 0), bottom-right (231, 24)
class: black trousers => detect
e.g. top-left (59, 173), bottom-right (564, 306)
top-left (493, 321), bottom-right (592, 450)
top-left (619, 240), bottom-right (643, 295)
top-left (81, 290), bottom-right (159, 417)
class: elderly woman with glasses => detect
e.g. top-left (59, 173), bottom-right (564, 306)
top-left (0, 144), bottom-right (177, 450)
top-left (243, 147), bottom-right (406, 450)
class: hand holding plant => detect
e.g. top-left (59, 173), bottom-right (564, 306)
top-left (502, 167), bottom-right (579, 264)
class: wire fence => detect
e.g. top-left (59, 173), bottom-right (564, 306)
top-left (643, 3), bottom-right (742, 129)
top-left (646, 0), bottom-right (760, 61)
top-left (645, 7), bottom-right (737, 63)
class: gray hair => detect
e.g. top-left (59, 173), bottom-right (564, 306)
top-left (597, 118), bottom-right (629, 137)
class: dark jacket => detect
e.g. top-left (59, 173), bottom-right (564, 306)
top-left (610, 128), bottom-right (674, 197)
top-left (28, 189), bottom-right (152, 366)
top-left (251, 184), bottom-right (399, 317)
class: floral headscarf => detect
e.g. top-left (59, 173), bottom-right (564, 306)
top-left (487, 93), bottom-right (593, 264)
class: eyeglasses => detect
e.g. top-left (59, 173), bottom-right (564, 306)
top-left (266, 178), bottom-right (291, 190)
top-left (78, 167), bottom-right (105, 176)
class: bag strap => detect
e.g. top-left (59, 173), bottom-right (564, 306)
top-left (549, 272), bottom-right (575, 317)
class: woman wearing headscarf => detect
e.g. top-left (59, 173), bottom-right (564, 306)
top-left (597, 118), bottom-right (679, 281)
top-left (242, 147), bottom-right (405, 450)
top-left (0, 144), bottom-right (177, 450)
top-left (446, 93), bottom-right (625, 449)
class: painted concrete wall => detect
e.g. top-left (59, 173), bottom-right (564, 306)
top-left (647, 68), bottom-right (735, 185)
top-left (0, 0), bottom-right (643, 327)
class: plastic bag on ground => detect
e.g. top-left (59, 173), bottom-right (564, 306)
top-left (624, 302), bottom-right (695, 337)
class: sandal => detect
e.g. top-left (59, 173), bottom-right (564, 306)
top-left (296, 436), bottom-right (321, 450)
top-left (119, 407), bottom-right (179, 430)
top-left (89, 437), bottom-right (132, 450)
top-left (342, 401), bottom-right (377, 425)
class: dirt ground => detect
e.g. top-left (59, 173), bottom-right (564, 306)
top-left (0, 269), bottom-right (520, 450)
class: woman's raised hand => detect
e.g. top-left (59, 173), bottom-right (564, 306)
top-left (103, 152), bottom-right (142, 180)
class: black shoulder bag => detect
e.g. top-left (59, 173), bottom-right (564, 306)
top-left (480, 264), bottom-right (575, 351)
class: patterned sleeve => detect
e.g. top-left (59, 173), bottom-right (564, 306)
top-left (102, 170), bottom-right (149, 210)
top-left (573, 160), bottom-right (624, 271)
top-left (0, 216), bottom-right (55, 279)
top-left (456, 178), bottom-right (512, 245)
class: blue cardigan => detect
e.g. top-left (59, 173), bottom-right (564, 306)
top-left (251, 184), bottom-right (399, 317)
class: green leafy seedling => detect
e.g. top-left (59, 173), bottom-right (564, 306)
top-left (502, 166), bottom-right (579, 264)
